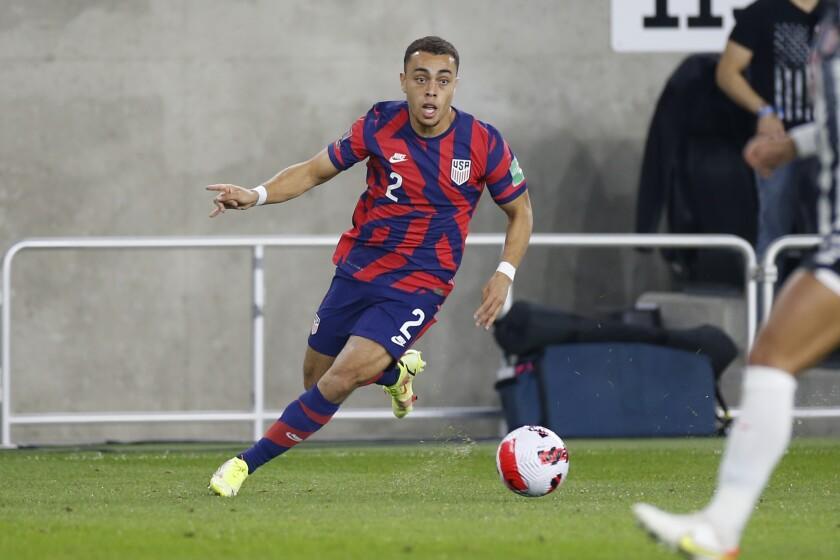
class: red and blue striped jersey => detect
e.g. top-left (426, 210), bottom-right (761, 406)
top-left (326, 100), bottom-right (527, 297)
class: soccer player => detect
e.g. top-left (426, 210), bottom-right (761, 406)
top-left (633, 5), bottom-right (840, 559)
top-left (205, 36), bottom-right (533, 497)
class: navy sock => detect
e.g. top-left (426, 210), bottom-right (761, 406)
top-left (239, 385), bottom-right (339, 473)
top-left (374, 362), bottom-right (400, 387)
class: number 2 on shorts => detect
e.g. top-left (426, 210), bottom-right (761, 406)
top-left (391, 308), bottom-right (425, 348)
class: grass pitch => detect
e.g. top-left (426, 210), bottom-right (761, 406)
top-left (0, 438), bottom-right (837, 559)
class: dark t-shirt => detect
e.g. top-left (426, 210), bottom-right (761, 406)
top-left (730, 0), bottom-right (823, 128)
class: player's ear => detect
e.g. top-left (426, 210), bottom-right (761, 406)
top-left (400, 72), bottom-right (407, 94)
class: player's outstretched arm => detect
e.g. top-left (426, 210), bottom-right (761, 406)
top-left (206, 148), bottom-right (340, 217)
top-left (474, 191), bottom-right (533, 330)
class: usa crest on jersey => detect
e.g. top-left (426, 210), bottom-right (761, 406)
top-left (450, 159), bottom-right (471, 186)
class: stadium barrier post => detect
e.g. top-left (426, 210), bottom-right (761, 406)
top-left (761, 235), bottom-right (823, 324)
top-left (252, 245), bottom-right (266, 440)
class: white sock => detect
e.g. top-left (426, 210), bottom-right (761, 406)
top-left (703, 366), bottom-right (796, 549)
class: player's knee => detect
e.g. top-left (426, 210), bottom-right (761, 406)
top-left (317, 371), bottom-right (358, 401)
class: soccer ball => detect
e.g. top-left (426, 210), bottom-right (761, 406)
top-left (496, 425), bottom-right (570, 497)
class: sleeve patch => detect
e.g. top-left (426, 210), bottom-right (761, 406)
top-left (510, 157), bottom-right (525, 187)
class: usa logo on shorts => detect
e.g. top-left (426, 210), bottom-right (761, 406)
top-left (450, 159), bottom-right (471, 186)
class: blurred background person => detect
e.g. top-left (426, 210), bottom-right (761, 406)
top-left (716, 0), bottom-right (824, 257)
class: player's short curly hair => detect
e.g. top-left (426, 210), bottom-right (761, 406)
top-left (403, 36), bottom-right (459, 73)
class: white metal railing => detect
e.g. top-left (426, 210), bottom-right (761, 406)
top-left (760, 235), bottom-right (823, 321)
top-left (1, 233), bottom-right (758, 448)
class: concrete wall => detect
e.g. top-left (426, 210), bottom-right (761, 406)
top-left (0, 0), bottom-right (713, 445)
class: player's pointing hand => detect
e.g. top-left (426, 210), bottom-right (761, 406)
top-left (206, 184), bottom-right (260, 217)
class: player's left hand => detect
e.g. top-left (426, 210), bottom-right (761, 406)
top-left (474, 272), bottom-right (512, 330)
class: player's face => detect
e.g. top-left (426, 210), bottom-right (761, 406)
top-left (400, 51), bottom-right (458, 136)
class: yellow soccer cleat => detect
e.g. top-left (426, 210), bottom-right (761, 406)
top-left (384, 349), bottom-right (426, 419)
top-left (633, 503), bottom-right (739, 560)
top-left (209, 457), bottom-right (249, 497)
top-left (678, 534), bottom-right (740, 560)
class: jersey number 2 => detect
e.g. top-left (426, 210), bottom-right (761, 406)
top-left (391, 308), bottom-right (425, 348)
top-left (386, 172), bottom-right (402, 202)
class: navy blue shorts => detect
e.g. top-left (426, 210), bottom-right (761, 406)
top-left (308, 270), bottom-right (444, 359)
